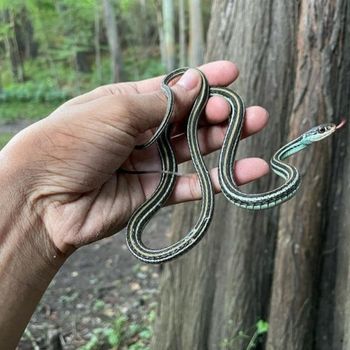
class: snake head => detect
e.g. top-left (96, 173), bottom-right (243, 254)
top-left (302, 123), bottom-right (337, 144)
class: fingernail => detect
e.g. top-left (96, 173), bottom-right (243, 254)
top-left (177, 69), bottom-right (199, 90)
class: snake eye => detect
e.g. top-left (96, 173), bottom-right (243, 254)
top-left (318, 126), bottom-right (326, 133)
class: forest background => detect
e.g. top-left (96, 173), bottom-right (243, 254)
top-left (0, 0), bottom-right (208, 135)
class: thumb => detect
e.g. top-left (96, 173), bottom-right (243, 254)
top-left (119, 68), bottom-right (203, 132)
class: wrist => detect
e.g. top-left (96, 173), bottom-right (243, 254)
top-left (0, 150), bottom-right (65, 348)
top-left (0, 148), bottom-right (66, 278)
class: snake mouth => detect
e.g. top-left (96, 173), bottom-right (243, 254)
top-left (336, 118), bottom-right (347, 130)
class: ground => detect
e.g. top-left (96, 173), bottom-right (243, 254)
top-left (0, 120), bottom-right (172, 350)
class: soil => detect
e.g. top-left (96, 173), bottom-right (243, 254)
top-left (1, 120), bottom-right (172, 350)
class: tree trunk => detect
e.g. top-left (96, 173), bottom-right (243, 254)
top-left (153, 0), bottom-right (167, 69)
top-left (153, 1), bottom-right (349, 349)
top-left (138, 0), bottom-right (148, 58)
top-left (178, 0), bottom-right (186, 67)
top-left (314, 3), bottom-right (350, 349)
top-left (16, 8), bottom-right (37, 60)
top-left (162, 0), bottom-right (175, 71)
top-left (3, 9), bottom-right (25, 82)
top-left (102, 0), bottom-right (122, 83)
top-left (188, 0), bottom-right (204, 66)
top-left (266, 2), bottom-right (349, 349)
top-left (154, 1), bottom-right (295, 349)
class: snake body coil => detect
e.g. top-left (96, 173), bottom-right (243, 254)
top-left (126, 67), bottom-right (338, 264)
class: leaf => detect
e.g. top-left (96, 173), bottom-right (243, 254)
top-left (104, 328), bottom-right (120, 346)
top-left (139, 329), bottom-right (152, 339)
top-left (256, 320), bottom-right (269, 335)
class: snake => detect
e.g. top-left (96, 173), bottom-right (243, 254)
top-left (125, 67), bottom-right (343, 264)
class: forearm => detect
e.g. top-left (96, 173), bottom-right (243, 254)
top-left (0, 151), bottom-right (65, 349)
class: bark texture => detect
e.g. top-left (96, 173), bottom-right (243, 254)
top-left (266, 1), bottom-right (350, 349)
top-left (315, 3), bottom-right (350, 349)
top-left (153, 1), bottom-right (350, 350)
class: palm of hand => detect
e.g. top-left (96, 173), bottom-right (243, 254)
top-left (34, 97), bottom-right (166, 254)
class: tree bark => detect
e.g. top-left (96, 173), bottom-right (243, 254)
top-left (102, 0), bottom-right (122, 83)
top-left (153, 1), bottom-right (349, 349)
top-left (314, 3), bottom-right (350, 349)
top-left (154, 1), bottom-right (296, 349)
top-left (266, 2), bottom-right (349, 349)
top-left (188, 0), bottom-right (204, 66)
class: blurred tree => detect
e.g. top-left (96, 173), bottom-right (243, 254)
top-left (153, 0), bottom-right (166, 68)
top-left (188, 0), bottom-right (204, 66)
top-left (94, 4), bottom-right (102, 84)
top-left (154, 0), bottom-right (166, 67)
top-left (153, 1), bottom-right (350, 349)
top-left (162, 0), bottom-right (175, 70)
top-left (1, 8), bottom-right (25, 82)
top-left (178, 0), bottom-right (186, 67)
top-left (102, 0), bottom-right (122, 82)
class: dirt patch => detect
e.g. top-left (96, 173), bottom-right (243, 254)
top-left (19, 218), bottom-right (172, 349)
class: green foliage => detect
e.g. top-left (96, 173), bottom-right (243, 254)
top-left (256, 320), bottom-right (269, 335)
top-left (123, 48), bottom-right (165, 81)
top-left (245, 319), bottom-right (269, 350)
top-left (0, 81), bottom-right (70, 102)
top-left (0, 0), bottom-right (98, 86)
top-left (92, 299), bottom-right (105, 312)
top-left (0, 0), bottom-right (164, 125)
top-left (25, 0), bottom-right (97, 58)
top-left (0, 22), bottom-right (11, 40)
top-left (118, 0), bottom-right (135, 12)
top-left (0, 132), bottom-right (13, 149)
top-left (116, 0), bottom-right (158, 47)
top-left (0, 101), bottom-right (57, 122)
top-left (0, 0), bottom-right (23, 10)
top-left (0, 52), bottom-right (163, 123)
top-left (79, 310), bottom-right (155, 350)
top-left (220, 319), bottom-right (269, 350)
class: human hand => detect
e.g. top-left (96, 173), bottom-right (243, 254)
top-left (1, 61), bottom-right (269, 256)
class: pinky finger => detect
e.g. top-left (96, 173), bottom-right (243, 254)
top-left (167, 158), bottom-right (269, 205)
